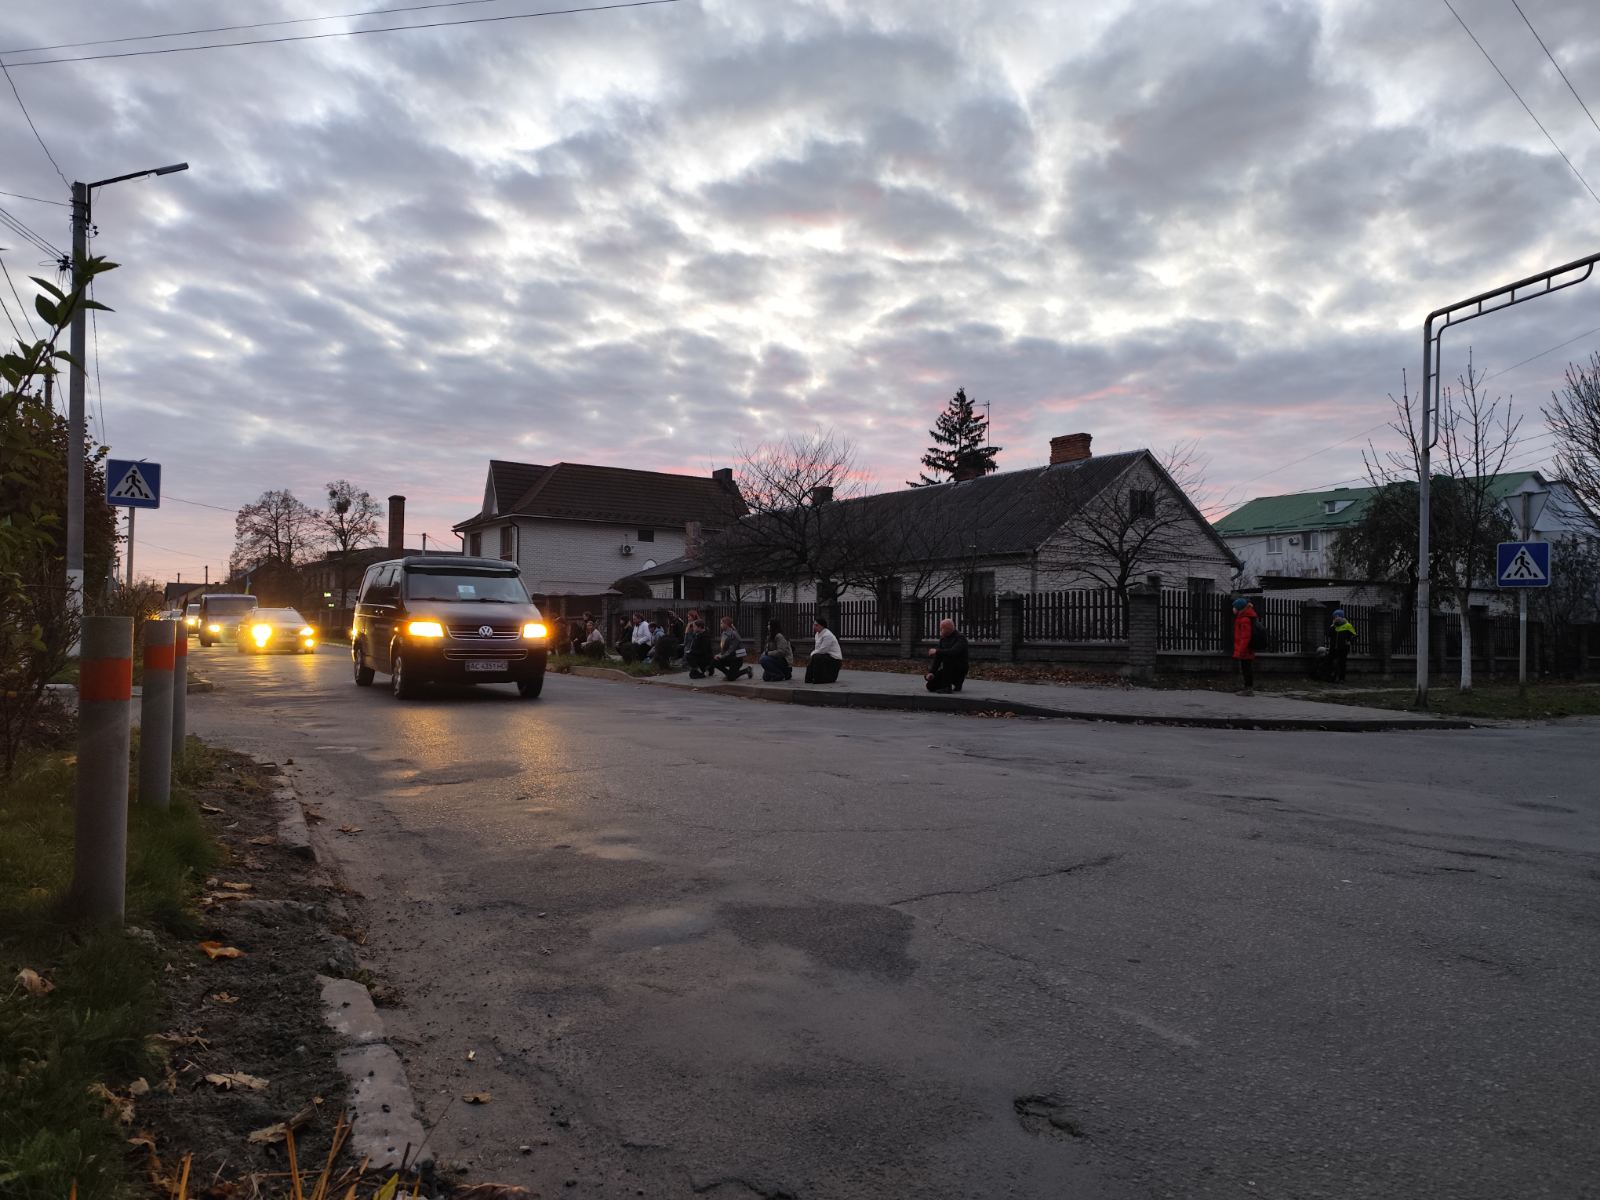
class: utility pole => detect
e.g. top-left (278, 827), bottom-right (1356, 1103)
top-left (63, 163), bottom-right (189, 646)
top-left (124, 508), bottom-right (135, 586)
top-left (66, 182), bottom-right (89, 628)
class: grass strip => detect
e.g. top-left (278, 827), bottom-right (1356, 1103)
top-left (0, 738), bottom-right (220, 1200)
top-left (1323, 682), bottom-right (1600, 719)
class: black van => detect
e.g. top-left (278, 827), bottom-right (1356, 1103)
top-left (197, 593), bottom-right (258, 647)
top-left (351, 556), bottom-right (549, 699)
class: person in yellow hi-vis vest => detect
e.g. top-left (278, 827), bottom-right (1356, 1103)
top-left (1327, 609), bottom-right (1357, 683)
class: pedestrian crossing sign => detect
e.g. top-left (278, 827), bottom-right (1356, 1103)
top-left (106, 459), bottom-right (161, 509)
top-left (1497, 541), bottom-right (1550, 588)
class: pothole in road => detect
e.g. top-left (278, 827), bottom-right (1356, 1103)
top-left (407, 760), bottom-right (521, 787)
top-left (592, 906), bottom-right (716, 950)
top-left (1014, 1093), bottom-right (1088, 1140)
top-left (721, 901), bottom-right (917, 979)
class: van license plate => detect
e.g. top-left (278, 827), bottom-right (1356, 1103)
top-left (465, 660), bottom-right (507, 672)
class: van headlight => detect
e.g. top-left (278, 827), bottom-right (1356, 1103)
top-left (523, 622), bottom-right (547, 639)
top-left (407, 620), bottom-right (445, 638)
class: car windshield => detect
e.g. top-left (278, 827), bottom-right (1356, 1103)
top-left (204, 597), bottom-right (256, 616)
top-left (405, 572), bottom-right (528, 603)
top-left (186, 605), bottom-right (199, 616)
top-left (253, 609), bottom-right (305, 623)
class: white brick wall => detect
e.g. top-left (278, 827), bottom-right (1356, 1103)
top-left (468, 517), bottom-right (687, 596)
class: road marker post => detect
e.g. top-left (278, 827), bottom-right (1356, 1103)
top-left (171, 626), bottom-right (189, 768)
top-left (139, 619), bottom-right (176, 810)
top-left (71, 616), bottom-right (133, 925)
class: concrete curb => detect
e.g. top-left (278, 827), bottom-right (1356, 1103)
top-left (318, 976), bottom-right (432, 1172)
top-left (273, 784), bottom-right (315, 858)
top-left (564, 670), bottom-right (1479, 732)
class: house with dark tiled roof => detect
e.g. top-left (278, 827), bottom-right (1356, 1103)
top-left (452, 460), bottom-right (745, 603)
top-left (620, 433), bottom-right (1239, 604)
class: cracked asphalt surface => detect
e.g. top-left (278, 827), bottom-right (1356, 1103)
top-left (187, 647), bottom-right (1600, 1199)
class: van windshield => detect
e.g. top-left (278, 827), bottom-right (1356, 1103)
top-left (405, 572), bottom-right (528, 603)
top-left (202, 597), bottom-right (256, 617)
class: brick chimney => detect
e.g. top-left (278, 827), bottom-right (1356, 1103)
top-left (1050, 433), bottom-right (1093, 465)
top-left (684, 520), bottom-right (703, 559)
top-left (388, 495), bottom-right (406, 555)
top-left (952, 463), bottom-right (982, 482)
top-left (810, 485), bottom-right (834, 506)
top-left (711, 467), bottom-right (734, 489)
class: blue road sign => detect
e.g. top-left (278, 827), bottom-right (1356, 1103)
top-left (1497, 541), bottom-right (1550, 588)
top-left (106, 459), bottom-right (161, 509)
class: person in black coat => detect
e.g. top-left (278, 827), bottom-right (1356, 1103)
top-left (925, 618), bottom-right (970, 693)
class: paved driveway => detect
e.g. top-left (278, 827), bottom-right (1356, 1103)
top-left (186, 646), bottom-right (1600, 1199)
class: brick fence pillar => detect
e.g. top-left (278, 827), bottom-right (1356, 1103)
top-left (898, 597), bottom-right (923, 660)
top-left (1373, 607), bottom-right (1394, 678)
top-left (1126, 584), bottom-right (1158, 683)
top-left (997, 593), bottom-right (1023, 662)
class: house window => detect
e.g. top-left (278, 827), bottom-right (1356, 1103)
top-left (762, 586), bottom-right (777, 603)
top-left (964, 570), bottom-right (996, 612)
top-left (637, 529), bottom-right (655, 543)
top-left (499, 526), bottom-right (514, 560)
top-left (468, 532), bottom-right (482, 557)
top-left (1303, 531), bottom-right (1322, 553)
top-left (1129, 489), bottom-right (1156, 519)
top-left (1265, 535), bottom-right (1283, 554)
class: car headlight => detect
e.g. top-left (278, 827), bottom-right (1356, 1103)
top-left (523, 622), bottom-right (547, 639)
top-left (297, 626), bottom-right (314, 636)
top-left (207, 623), bottom-right (222, 633)
top-left (186, 617), bottom-right (197, 627)
top-left (407, 620), bottom-right (445, 638)
top-left (251, 624), bottom-right (272, 645)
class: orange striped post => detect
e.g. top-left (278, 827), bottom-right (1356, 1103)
top-left (171, 624), bottom-right (188, 766)
top-left (71, 615), bottom-right (133, 925)
top-left (139, 619), bottom-right (177, 810)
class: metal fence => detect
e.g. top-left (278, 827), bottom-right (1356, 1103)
top-left (1023, 589), bottom-right (1125, 642)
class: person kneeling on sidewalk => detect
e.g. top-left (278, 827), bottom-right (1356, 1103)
top-left (713, 615), bottom-right (752, 681)
top-left (805, 617), bottom-right (843, 684)
top-left (759, 620), bottom-right (794, 681)
top-left (925, 618), bottom-right (969, 693)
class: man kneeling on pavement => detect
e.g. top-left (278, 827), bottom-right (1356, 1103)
top-left (925, 618), bottom-right (969, 693)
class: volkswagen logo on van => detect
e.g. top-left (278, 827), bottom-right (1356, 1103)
top-left (478, 625), bottom-right (494, 637)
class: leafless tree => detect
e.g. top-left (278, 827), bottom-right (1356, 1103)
top-left (1545, 353), bottom-right (1600, 534)
top-left (319, 479), bottom-right (381, 609)
top-left (1347, 359), bottom-right (1518, 691)
top-left (231, 488), bottom-right (322, 576)
top-left (700, 431), bottom-right (884, 611)
top-left (1034, 442), bottom-right (1215, 603)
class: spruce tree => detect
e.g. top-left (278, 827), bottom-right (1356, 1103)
top-left (911, 388), bottom-right (1001, 486)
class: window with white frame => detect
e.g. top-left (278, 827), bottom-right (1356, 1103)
top-left (1265, 535), bottom-right (1284, 554)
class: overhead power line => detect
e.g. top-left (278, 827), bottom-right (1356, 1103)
top-left (3, 0), bottom-right (518, 56)
top-left (0, 61), bottom-right (69, 186)
top-left (0, 202), bottom-right (64, 258)
top-left (0, 186), bottom-right (68, 206)
top-left (0, 0), bottom-right (681, 67)
top-left (0, 250), bottom-right (38, 340)
top-left (1439, 0), bottom-right (1600, 209)
top-left (1510, 0), bottom-right (1600, 141)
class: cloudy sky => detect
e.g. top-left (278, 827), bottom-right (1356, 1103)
top-left (3, 0), bottom-right (1599, 584)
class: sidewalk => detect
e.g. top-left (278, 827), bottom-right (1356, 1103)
top-left (575, 664), bottom-right (1479, 731)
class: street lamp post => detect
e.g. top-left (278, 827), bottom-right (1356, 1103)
top-left (65, 162), bottom-right (188, 627)
top-left (1414, 249), bottom-right (1599, 708)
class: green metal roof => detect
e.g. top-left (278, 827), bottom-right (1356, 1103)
top-left (1215, 473), bottom-right (1543, 536)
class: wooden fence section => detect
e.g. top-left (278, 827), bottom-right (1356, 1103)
top-left (1159, 590), bottom-right (1227, 653)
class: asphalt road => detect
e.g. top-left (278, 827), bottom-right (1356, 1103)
top-left (186, 645), bottom-right (1600, 1200)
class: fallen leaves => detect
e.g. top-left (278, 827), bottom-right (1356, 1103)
top-left (247, 1100), bottom-right (319, 1145)
top-left (462, 1091), bottom-right (492, 1105)
top-left (303, 808), bottom-right (326, 824)
top-left (337, 824), bottom-right (362, 835)
top-left (199, 802), bottom-right (226, 814)
top-left (199, 941), bottom-right (246, 960)
top-left (246, 834), bottom-right (276, 846)
top-left (204, 1071), bottom-right (269, 1091)
top-left (128, 1077), bottom-right (151, 1097)
top-left (88, 1081), bottom-right (135, 1124)
top-left (16, 967), bottom-right (53, 996)
top-left (210, 991), bottom-right (240, 1005)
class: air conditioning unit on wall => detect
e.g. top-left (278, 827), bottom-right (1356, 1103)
top-left (1287, 535), bottom-right (1301, 546)
top-left (619, 543), bottom-right (634, 556)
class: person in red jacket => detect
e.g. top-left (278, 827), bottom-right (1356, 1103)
top-left (1232, 597), bottom-right (1257, 696)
